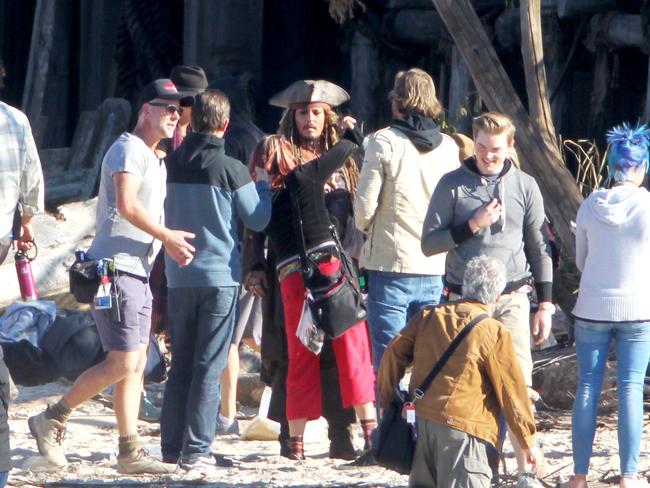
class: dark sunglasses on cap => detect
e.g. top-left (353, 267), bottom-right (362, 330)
top-left (148, 102), bottom-right (183, 116)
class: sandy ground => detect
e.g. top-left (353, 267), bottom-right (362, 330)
top-left (4, 380), bottom-right (650, 488)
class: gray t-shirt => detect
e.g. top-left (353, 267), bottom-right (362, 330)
top-left (88, 132), bottom-right (165, 277)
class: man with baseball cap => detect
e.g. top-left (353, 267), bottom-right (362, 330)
top-left (28, 79), bottom-right (194, 474)
top-left (156, 65), bottom-right (208, 157)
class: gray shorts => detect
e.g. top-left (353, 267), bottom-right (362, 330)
top-left (92, 274), bottom-right (152, 352)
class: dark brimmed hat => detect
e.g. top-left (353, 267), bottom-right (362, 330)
top-left (170, 65), bottom-right (208, 95)
top-left (269, 80), bottom-right (350, 108)
top-left (137, 79), bottom-right (189, 109)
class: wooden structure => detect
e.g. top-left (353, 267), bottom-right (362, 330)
top-left (41, 98), bottom-right (130, 206)
top-left (2, 0), bottom-right (650, 278)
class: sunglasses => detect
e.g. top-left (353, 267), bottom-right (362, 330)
top-left (148, 102), bottom-right (183, 116)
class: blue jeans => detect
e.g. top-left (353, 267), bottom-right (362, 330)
top-left (572, 319), bottom-right (650, 477)
top-left (160, 286), bottom-right (238, 462)
top-left (0, 471), bottom-right (7, 488)
top-left (366, 271), bottom-right (443, 372)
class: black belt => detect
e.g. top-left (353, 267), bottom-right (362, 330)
top-left (447, 276), bottom-right (530, 296)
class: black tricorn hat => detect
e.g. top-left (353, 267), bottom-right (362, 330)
top-left (170, 65), bottom-right (208, 95)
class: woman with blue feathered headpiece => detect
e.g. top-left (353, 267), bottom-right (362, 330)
top-left (569, 123), bottom-right (650, 488)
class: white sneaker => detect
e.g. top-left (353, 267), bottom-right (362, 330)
top-left (516, 472), bottom-right (545, 488)
top-left (180, 454), bottom-right (218, 471)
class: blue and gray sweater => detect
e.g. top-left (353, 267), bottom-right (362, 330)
top-left (164, 132), bottom-right (271, 288)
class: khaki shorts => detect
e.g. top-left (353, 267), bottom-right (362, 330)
top-left (449, 291), bottom-right (532, 386)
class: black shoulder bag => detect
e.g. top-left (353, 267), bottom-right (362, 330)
top-left (372, 313), bottom-right (489, 474)
top-left (290, 192), bottom-right (367, 339)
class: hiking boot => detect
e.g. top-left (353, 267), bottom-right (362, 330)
top-left (116, 448), bottom-right (176, 474)
top-left (28, 410), bottom-right (68, 468)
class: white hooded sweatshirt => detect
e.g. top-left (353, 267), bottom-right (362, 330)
top-left (573, 185), bottom-right (650, 321)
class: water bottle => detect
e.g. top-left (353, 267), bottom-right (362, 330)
top-left (15, 242), bottom-right (38, 301)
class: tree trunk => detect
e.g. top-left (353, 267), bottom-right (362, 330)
top-left (520, 0), bottom-right (557, 149)
top-left (430, 0), bottom-right (583, 258)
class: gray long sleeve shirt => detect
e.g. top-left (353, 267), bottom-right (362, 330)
top-left (421, 158), bottom-right (553, 302)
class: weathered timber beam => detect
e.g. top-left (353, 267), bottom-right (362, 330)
top-left (557, 0), bottom-right (614, 19)
top-left (431, 0), bottom-right (583, 257)
top-left (521, 0), bottom-right (557, 149)
top-left (21, 0), bottom-right (56, 139)
top-left (448, 46), bottom-right (474, 134)
top-left (67, 111), bottom-right (101, 171)
top-left (78, 98), bottom-right (130, 201)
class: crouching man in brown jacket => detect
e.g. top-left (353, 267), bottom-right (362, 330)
top-left (378, 255), bottom-right (543, 487)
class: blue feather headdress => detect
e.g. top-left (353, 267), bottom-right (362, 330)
top-left (606, 122), bottom-right (650, 182)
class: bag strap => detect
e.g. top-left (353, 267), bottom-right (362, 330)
top-left (412, 313), bottom-right (489, 400)
top-left (289, 190), bottom-right (314, 275)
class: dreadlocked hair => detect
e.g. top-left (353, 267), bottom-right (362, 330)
top-left (277, 107), bottom-right (360, 192)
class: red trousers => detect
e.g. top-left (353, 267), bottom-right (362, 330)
top-left (280, 259), bottom-right (375, 420)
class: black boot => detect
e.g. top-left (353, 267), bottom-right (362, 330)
top-left (328, 422), bottom-right (356, 460)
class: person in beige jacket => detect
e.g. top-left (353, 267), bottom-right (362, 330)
top-left (354, 68), bottom-right (460, 372)
top-left (378, 255), bottom-right (542, 487)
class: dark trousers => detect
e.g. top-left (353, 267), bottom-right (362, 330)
top-left (160, 286), bottom-right (238, 461)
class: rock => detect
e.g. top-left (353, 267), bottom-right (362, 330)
top-left (237, 372), bottom-right (265, 408)
top-left (240, 416), bottom-right (280, 441)
top-left (0, 198), bottom-right (97, 308)
top-left (532, 346), bottom-right (616, 410)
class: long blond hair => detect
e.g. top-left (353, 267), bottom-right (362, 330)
top-left (389, 68), bottom-right (442, 118)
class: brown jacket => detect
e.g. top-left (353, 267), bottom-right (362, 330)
top-left (378, 300), bottom-right (536, 450)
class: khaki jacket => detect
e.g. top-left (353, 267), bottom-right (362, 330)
top-left (378, 301), bottom-right (536, 449)
top-left (354, 128), bottom-right (459, 274)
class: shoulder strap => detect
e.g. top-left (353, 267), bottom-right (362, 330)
top-left (289, 190), bottom-right (312, 274)
top-left (413, 313), bottom-right (489, 400)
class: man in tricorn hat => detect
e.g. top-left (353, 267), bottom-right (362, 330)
top-left (244, 80), bottom-right (376, 462)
